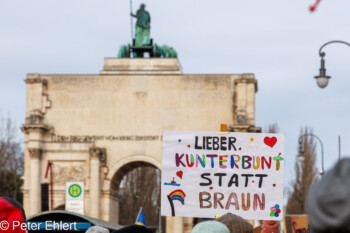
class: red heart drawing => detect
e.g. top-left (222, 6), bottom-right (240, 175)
top-left (264, 137), bottom-right (277, 148)
top-left (176, 171), bottom-right (183, 179)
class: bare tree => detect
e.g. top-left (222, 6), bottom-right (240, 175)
top-left (266, 123), bottom-right (279, 134)
top-left (286, 127), bottom-right (318, 214)
top-left (0, 115), bottom-right (24, 202)
top-left (118, 166), bottom-right (161, 227)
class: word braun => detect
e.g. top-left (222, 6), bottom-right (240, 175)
top-left (199, 192), bottom-right (265, 211)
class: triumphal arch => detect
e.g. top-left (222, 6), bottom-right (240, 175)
top-left (22, 58), bottom-right (259, 231)
top-left (22, 5), bottom-right (260, 233)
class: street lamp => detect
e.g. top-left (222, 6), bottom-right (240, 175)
top-left (297, 133), bottom-right (325, 176)
top-left (315, 40), bottom-right (350, 88)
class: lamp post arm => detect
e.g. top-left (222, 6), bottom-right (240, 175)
top-left (298, 133), bottom-right (324, 173)
top-left (319, 40), bottom-right (350, 57)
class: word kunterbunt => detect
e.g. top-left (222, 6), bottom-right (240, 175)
top-left (175, 154), bottom-right (281, 170)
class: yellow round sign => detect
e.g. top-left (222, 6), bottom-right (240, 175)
top-left (68, 184), bottom-right (82, 198)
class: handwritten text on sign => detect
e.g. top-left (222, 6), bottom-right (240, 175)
top-left (161, 130), bottom-right (284, 220)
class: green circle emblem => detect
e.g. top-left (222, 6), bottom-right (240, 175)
top-left (68, 184), bottom-right (82, 198)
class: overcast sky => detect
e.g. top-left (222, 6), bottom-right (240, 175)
top-left (1, 0), bottom-right (350, 198)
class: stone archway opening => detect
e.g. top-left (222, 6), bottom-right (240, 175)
top-left (54, 204), bottom-right (65, 210)
top-left (110, 161), bottom-right (163, 231)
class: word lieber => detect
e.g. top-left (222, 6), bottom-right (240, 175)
top-left (194, 136), bottom-right (237, 151)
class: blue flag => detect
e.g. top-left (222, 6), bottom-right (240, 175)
top-left (135, 207), bottom-right (146, 226)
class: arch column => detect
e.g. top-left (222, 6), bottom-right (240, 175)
top-left (174, 217), bottom-right (184, 232)
top-left (89, 147), bottom-right (106, 218)
top-left (166, 216), bottom-right (193, 233)
top-left (22, 74), bottom-right (54, 215)
top-left (28, 148), bottom-right (42, 215)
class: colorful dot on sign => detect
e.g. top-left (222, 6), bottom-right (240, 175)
top-left (187, 145), bottom-right (190, 148)
top-left (209, 187), bottom-right (213, 190)
top-left (269, 204), bottom-right (280, 218)
top-left (273, 184), bottom-right (276, 187)
top-left (239, 147), bottom-right (241, 150)
top-left (178, 139), bottom-right (182, 143)
top-left (252, 181), bottom-right (255, 183)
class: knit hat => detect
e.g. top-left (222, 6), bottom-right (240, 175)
top-left (0, 197), bottom-right (26, 233)
top-left (216, 213), bottom-right (253, 233)
top-left (86, 226), bottom-right (110, 233)
top-left (307, 158), bottom-right (350, 233)
top-left (261, 221), bottom-right (279, 233)
top-left (111, 224), bottom-right (153, 233)
top-left (191, 221), bottom-right (230, 233)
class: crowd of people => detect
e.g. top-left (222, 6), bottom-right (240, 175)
top-left (1, 158), bottom-right (349, 233)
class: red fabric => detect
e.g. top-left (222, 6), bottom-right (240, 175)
top-left (261, 220), bottom-right (279, 233)
top-left (0, 198), bottom-right (26, 233)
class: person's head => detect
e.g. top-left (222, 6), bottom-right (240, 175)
top-left (111, 224), bottom-right (153, 233)
top-left (216, 213), bottom-right (253, 233)
top-left (307, 158), bottom-right (350, 233)
top-left (140, 4), bottom-right (145, 10)
top-left (0, 197), bottom-right (26, 233)
top-left (191, 221), bottom-right (230, 233)
top-left (261, 221), bottom-right (279, 233)
top-left (86, 226), bottom-right (109, 233)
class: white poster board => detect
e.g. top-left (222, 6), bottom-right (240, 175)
top-left (65, 182), bottom-right (84, 215)
top-left (161, 130), bottom-right (284, 220)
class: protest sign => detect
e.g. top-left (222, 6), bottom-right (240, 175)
top-left (161, 130), bottom-right (284, 220)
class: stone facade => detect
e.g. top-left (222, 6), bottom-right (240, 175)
top-left (22, 58), bottom-right (260, 233)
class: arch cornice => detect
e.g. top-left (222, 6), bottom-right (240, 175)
top-left (106, 154), bottom-right (161, 180)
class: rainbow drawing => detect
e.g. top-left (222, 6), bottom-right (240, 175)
top-left (169, 189), bottom-right (186, 204)
top-left (167, 189), bottom-right (186, 216)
